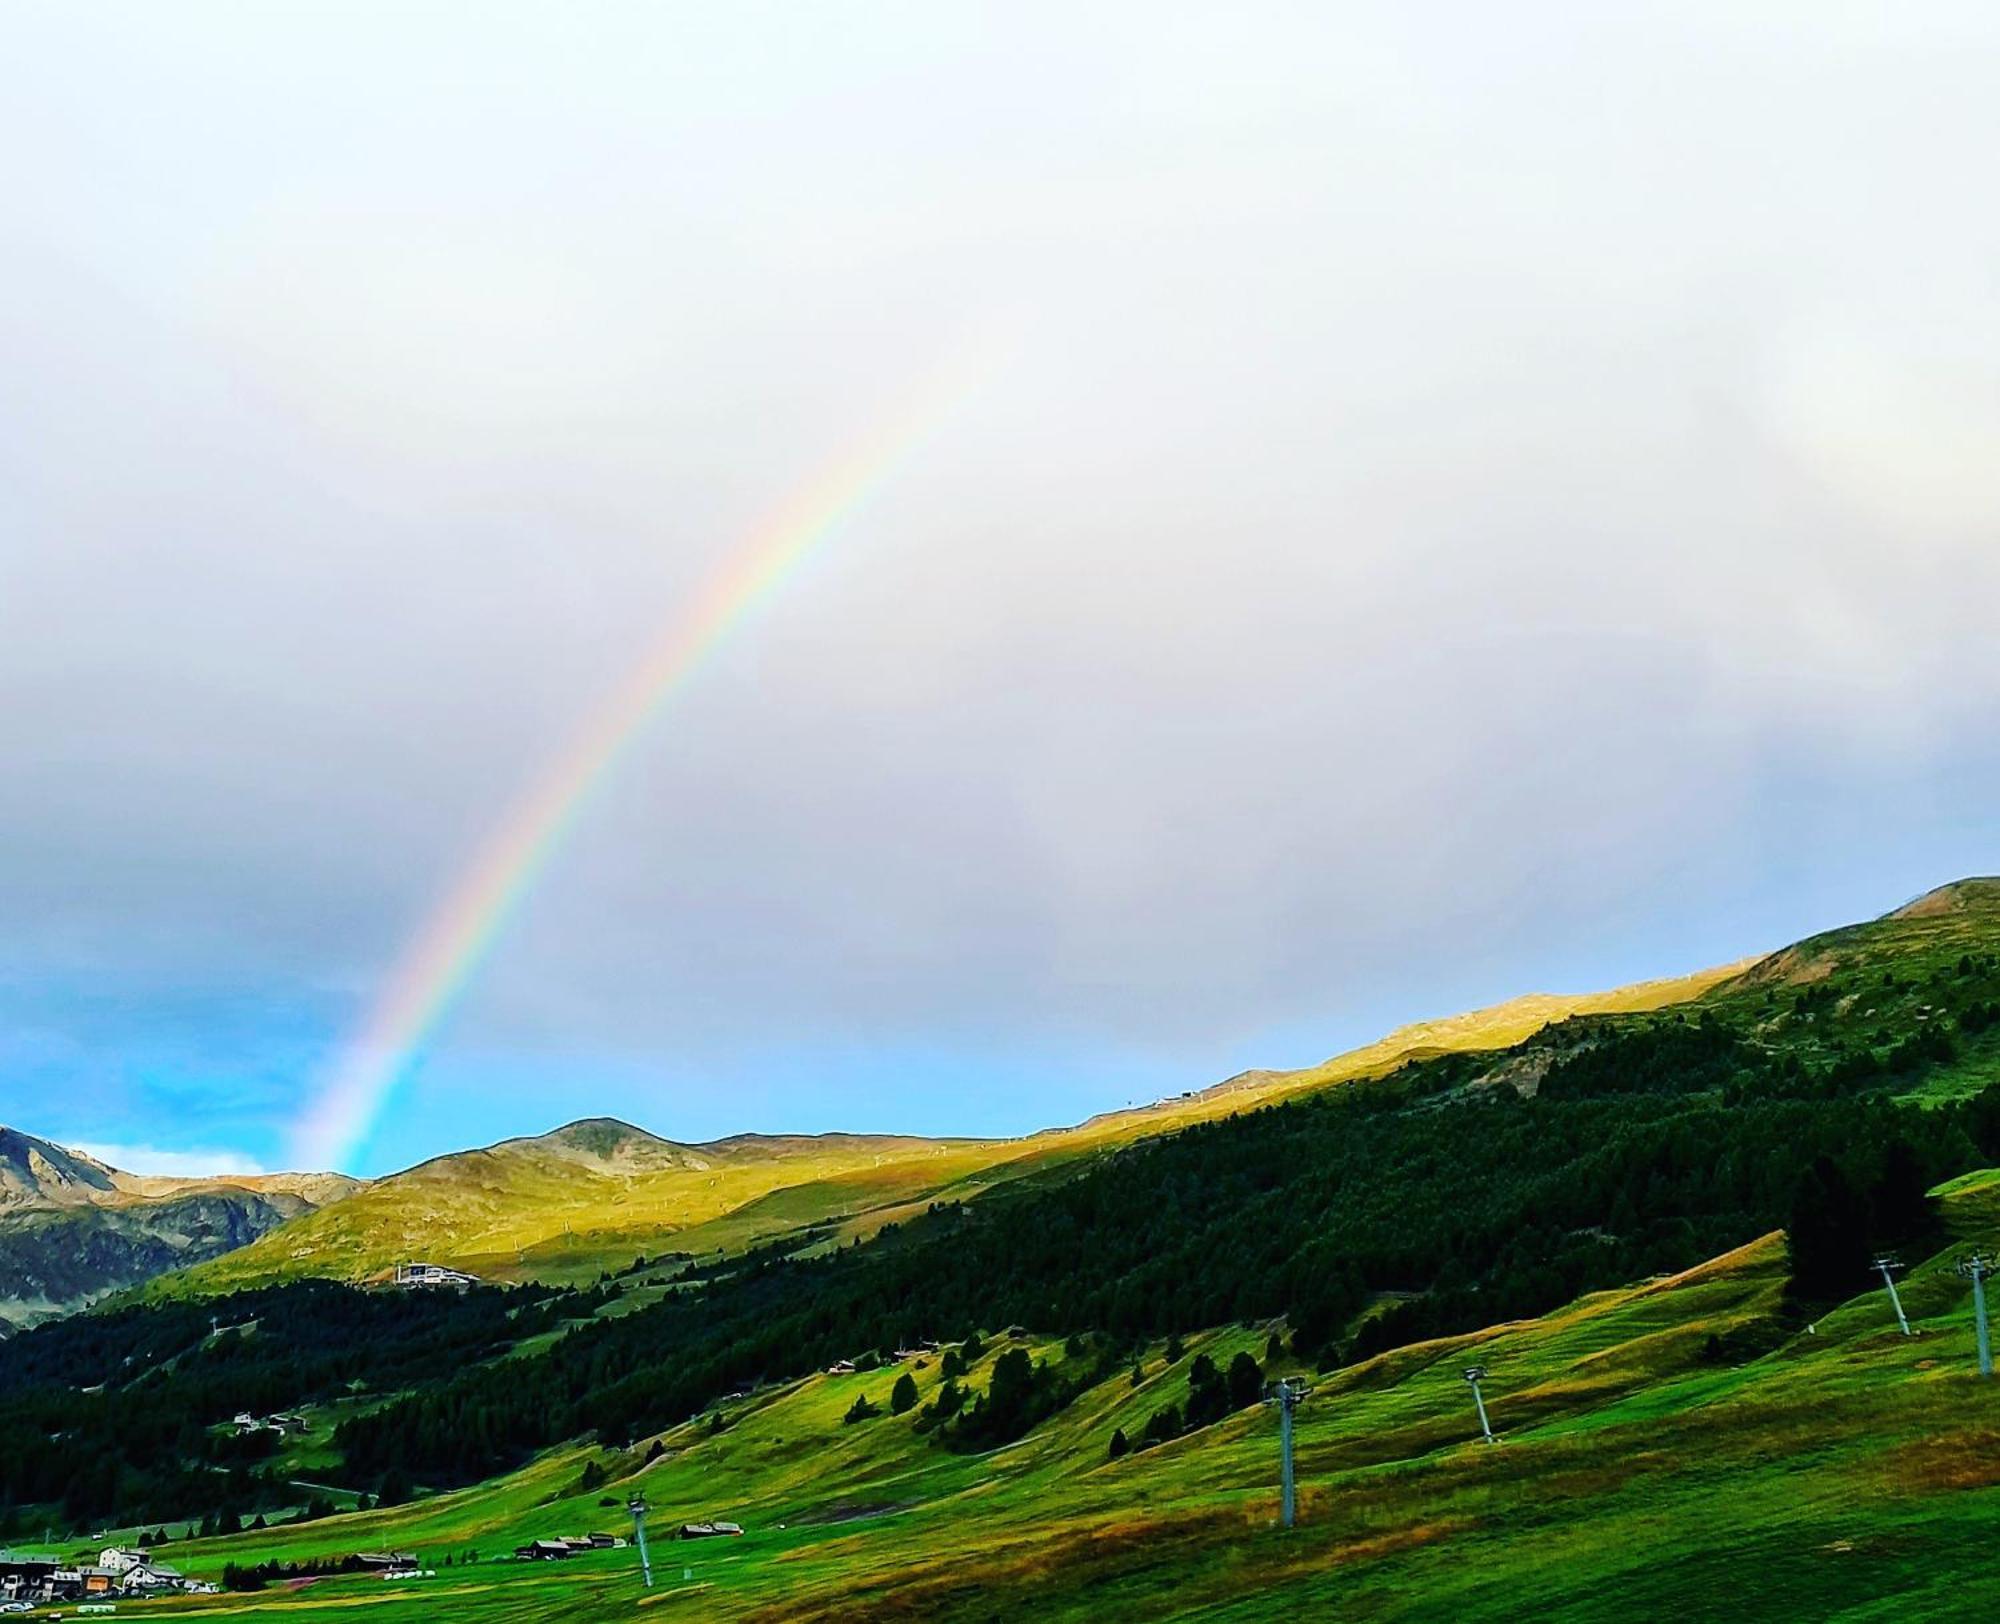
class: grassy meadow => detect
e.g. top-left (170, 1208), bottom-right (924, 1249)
top-left (50, 1165), bottom-right (2000, 1622)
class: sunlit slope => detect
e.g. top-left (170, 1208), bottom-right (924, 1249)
top-left (141, 1165), bottom-right (2000, 1622)
top-left (145, 878), bottom-right (2000, 1296)
top-left (1695, 876), bottom-right (2000, 1103)
top-left (776, 960), bottom-right (1747, 1244)
top-left (155, 1120), bottom-right (1001, 1293)
top-left (154, 960), bottom-right (1740, 1295)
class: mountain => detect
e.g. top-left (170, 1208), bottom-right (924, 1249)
top-left (0, 1127), bottom-right (124, 1209)
top-left (0, 1129), bottom-right (362, 1330)
top-left (158, 1116), bottom-right (1002, 1295)
top-left (8, 878), bottom-right (2000, 1617)
top-left (0, 1126), bottom-right (357, 1212)
top-left (7, 876), bottom-right (1999, 1618)
top-left (154, 960), bottom-right (1742, 1299)
top-left (50, 880), bottom-right (1996, 1309)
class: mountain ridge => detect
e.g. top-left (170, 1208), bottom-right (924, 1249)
top-left (0, 1127), bottom-right (363, 1330)
top-left (0, 1124), bottom-right (363, 1213)
top-left (146, 953), bottom-right (1750, 1297)
top-left (43, 876), bottom-right (2000, 1313)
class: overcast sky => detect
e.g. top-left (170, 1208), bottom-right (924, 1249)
top-left (4, 3), bottom-right (1998, 1177)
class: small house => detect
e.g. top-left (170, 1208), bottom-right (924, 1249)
top-left (676, 1522), bottom-right (744, 1540)
top-left (395, 1262), bottom-right (481, 1288)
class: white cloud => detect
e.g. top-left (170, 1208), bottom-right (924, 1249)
top-left (3, 4), bottom-right (1999, 1165)
top-left (71, 1144), bottom-right (271, 1180)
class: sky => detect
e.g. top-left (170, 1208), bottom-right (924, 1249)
top-left (4, 3), bottom-right (1999, 1178)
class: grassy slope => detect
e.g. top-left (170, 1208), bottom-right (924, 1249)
top-left (1694, 876), bottom-right (2000, 1101)
top-left (154, 1126), bottom-right (1002, 1295)
top-left (42, 880), bottom-right (2000, 1618)
top-left (156, 961), bottom-right (1739, 1297)
top-left (88, 1166), bottom-right (2000, 1622)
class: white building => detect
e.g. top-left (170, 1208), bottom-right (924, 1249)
top-left (395, 1262), bottom-right (481, 1288)
top-left (99, 1547), bottom-right (150, 1575)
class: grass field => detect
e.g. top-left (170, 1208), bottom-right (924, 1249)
top-left (49, 1164), bottom-right (2000, 1622)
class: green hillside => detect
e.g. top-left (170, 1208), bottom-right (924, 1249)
top-left (57, 1167), bottom-right (2000, 1621)
top-left (9, 879), bottom-right (2000, 1619)
top-left (155, 961), bottom-right (1739, 1299)
top-left (152, 1119), bottom-right (1007, 1296)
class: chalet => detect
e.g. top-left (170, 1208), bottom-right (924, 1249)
top-left (233, 1409), bottom-right (309, 1436)
top-left (676, 1521), bottom-right (744, 1540)
top-left (119, 1559), bottom-right (184, 1590)
top-left (824, 1359), bottom-right (857, 1375)
top-left (585, 1533), bottom-right (625, 1549)
top-left (394, 1262), bottom-right (481, 1288)
top-left (515, 1540), bottom-right (574, 1562)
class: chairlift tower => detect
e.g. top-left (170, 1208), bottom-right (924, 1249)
top-left (1261, 1378), bottom-right (1312, 1528)
top-left (1873, 1255), bottom-right (1913, 1337)
top-left (627, 1495), bottom-right (653, 1588)
top-left (1462, 1365), bottom-right (1497, 1444)
top-left (1957, 1253), bottom-right (1994, 1378)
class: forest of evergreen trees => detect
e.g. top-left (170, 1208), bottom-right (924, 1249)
top-left (0, 1279), bottom-right (597, 1529)
top-left (336, 1010), bottom-right (2000, 1488)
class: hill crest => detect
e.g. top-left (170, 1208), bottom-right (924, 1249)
top-left (1891, 876), bottom-right (2000, 920)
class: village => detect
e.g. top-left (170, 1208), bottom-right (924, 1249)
top-left (0, 1308), bottom-right (948, 1613)
top-left (0, 1544), bottom-right (217, 1608)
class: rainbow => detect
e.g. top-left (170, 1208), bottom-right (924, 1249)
top-left (291, 352), bottom-right (993, 1172)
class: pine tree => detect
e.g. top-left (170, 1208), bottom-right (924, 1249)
top-left (1871, 1138), bottom-right (1939, 1250)
top-left (1787, 1155), bottom-right (1872, 1303)
top-left (1227, 1351), bottom-right (1264, 1411)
